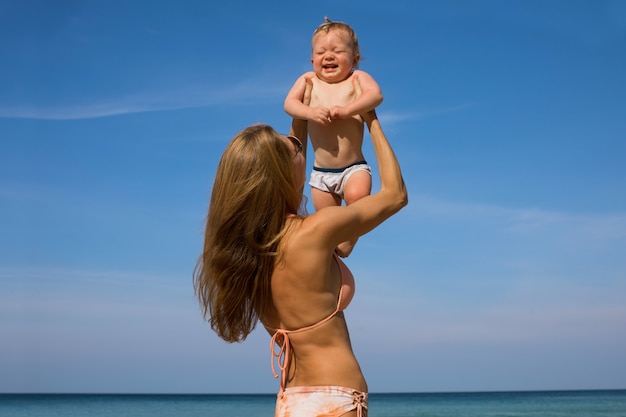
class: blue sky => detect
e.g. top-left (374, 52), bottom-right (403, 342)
top-left (1, 0), bottom-right (625, 394)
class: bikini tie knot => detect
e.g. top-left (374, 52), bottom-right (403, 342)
top-left (353, 390), bottom-right (368, 417)
top-left (270, 329), bottom-right (290, 396)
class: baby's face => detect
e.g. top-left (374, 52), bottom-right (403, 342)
top-left (311, 29), bottom-right (357, 83)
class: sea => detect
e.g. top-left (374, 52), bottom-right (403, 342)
top-left (1, 390), bottom-right (625, 417)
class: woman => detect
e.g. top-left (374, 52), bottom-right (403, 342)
top-left (194, 107), bottom-right (407, 416)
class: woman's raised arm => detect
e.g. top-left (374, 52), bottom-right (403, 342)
top-left (306, 109), bottom-right (408, 249)
top-left (363, 109), bottom-right (407, 205)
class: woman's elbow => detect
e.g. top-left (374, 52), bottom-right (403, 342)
top-left (382, 186), bottom-right (408, 213)
top-left (395, 186), bottom-right (409, 212)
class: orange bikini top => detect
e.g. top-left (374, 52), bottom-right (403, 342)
top-left (264, 254), bottom-right (355, 394)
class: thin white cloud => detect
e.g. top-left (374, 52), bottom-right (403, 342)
top-left (0, 102), bottom-right (176, 121)
top-left (379, 103), bottom-right (475, 125)
top-left (0, 265), bottom-right (194, 325)
top-left (407, 194), bottom-right (626, 243)
top-left (351, 269), bottom-right (626, 347)
top-left (351, 195), bottom-right (626, 348)
top-left (0, 265), bottom-right (179, 288)
top-left (0, 85), bottom-right (472, 122)
top-left (0, 78), bottom-right (287, 121)
top-left (409, 302), bottom-right (626, 345)
top-left (0, 179), bottom-right (119, 217)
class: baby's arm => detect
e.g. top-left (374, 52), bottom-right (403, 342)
top-left (330, 70), bottom-right (383, 119)
top-left (285, 73), bottom-right (332, 125)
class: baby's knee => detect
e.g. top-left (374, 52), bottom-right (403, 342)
top-left (343, 174), bottom-right (372, 204)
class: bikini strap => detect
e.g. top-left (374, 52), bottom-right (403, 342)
top-left (269, 253), bottom-right (346, 395)
top-left (268, 294), bottom-right (343, 396)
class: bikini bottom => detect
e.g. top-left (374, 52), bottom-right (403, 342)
top-left (275, 385), bottom-right (368, 417)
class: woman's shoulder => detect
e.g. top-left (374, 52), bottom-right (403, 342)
top-left (285, 213), bottom-right (324, 249)
top-left (300, 206), bottom-right (344, 231)
top-left (290, 207), bottom-right (352, 251)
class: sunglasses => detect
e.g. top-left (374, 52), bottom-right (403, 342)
top-left (285, 134), bottom-right (303, 157)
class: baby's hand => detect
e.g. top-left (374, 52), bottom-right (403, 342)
top-left (307, 106), bottom-right (332, 125)
top-left (329, 105), bottom-right (351, 120)
top-left (328, 75), bottom-right (364, 120)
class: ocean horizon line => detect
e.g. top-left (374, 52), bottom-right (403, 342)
top-left (2, 388), bottom-right (625, 396)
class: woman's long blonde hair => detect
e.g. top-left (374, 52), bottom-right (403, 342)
top-left (193, 125), bottom-right (302, 343)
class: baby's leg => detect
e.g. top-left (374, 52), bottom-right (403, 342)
top-left (311, 187), bottom-right (342, 212)
top-left (343, 170), bottom-right (372, 205)
top-left (336, 170), bottom-right (373, 257)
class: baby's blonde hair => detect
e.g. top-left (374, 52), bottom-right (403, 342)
top-left (312, 17), bottom-right (361, 66)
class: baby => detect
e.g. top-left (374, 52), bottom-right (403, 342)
top-left (284, 18), bottom-right (383, 257)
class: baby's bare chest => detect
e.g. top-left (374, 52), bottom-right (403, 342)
top-left (310, 78), bottom-right (356, 107)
